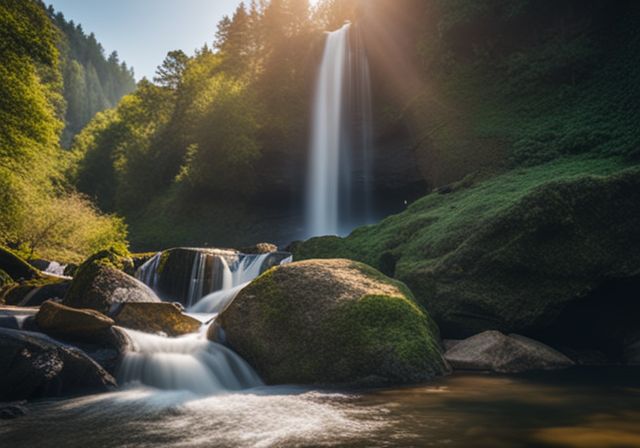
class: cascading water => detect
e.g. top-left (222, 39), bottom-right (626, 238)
top-left (118, 329), bottom-right (263, 395)
top-left (306, 22), bottom-right (374, 238)
top-left (122, 250), bottom-right (292, 394)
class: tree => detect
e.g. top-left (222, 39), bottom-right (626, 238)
top-left (154, 50), bottom-right (189, 89)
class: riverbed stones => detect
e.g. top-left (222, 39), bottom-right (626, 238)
top-left (444, 331), bottom-right (574, 373)
top-left (36, 300), bottom-right (114, 340)
top-left (112, 302), bottom-right (201, 336)
top-left (0, 327), bottom-right (116, 400)
top-left (219, 259), bottom-right (448, 386)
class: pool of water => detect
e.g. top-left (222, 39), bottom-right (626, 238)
top-left (2, 368), bottom-right (639, 448)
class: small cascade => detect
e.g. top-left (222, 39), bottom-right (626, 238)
top-left (118, 328), bottom-right (263, 395)
top-left (189, 283), bottom-right (248, 315)
top-left (136, 252), bottom-right (161, 290)
top-left (44, 261), bottom-right (67, 276)
top-left (136, 249), bottom-right (289, 307)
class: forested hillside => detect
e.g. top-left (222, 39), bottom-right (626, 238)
top-left (46, 5), bottom-right (137, 146)
top-left (0, 0), bottom-right (128, 262)
top-left (70, 0), bottom-right (640, 250)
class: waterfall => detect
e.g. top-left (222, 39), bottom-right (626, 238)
top-left (118, 329), bottom-right (263, 395)
top-left (136, 251), bottom-right (284, 307)
top-left (123, 249), bottom-right (294, 395)
top-left (136, 252), bottom-right (161, 290)
top-left (306, 22), bottom-right (373, 238)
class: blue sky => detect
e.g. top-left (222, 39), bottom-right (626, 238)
top-left (47, 0), bottom-right (243, 80)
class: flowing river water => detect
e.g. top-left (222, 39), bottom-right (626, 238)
top-left (2, 368), bottom-right (640, 447)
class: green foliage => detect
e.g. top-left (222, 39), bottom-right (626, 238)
top-left (0, 0), bottom-right (130, 263)
top-left (177, 76), bottom-right (260, 195)
top-left (407, 0), bottom-right (640, 186)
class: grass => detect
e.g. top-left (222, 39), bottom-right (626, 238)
top-left (296, 154), bottom-right (633, 275)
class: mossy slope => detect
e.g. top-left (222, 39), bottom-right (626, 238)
top-left (293, 157), bottom-right (640, 338)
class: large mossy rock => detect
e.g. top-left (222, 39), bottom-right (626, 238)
top-left (0, 247), bottom-right (40, 281)
top-left (219, 259), bottom-right (448, 386)
top-left (0, 327), bottom-right (116, 400)
top-left (292, 162), bottom-right (640, 353)
top-left (64, 250), bottom-right (159, 315)
top-left (112, 302), bottom-right (201, 336)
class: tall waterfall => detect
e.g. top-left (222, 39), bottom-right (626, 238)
top-left (306, 22), bottom-right (373, 238)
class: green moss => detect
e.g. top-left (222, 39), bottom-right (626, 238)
top-left (0, 246), bottom-right (40, 281)
top-left (293, 157), bottom-right (640, 338)
top-left (82, 246), bottom-right (133, 273)
top-left (325, 294), bottom-right (445, 383)
top-left (221, 260), bottom-right (448, 386)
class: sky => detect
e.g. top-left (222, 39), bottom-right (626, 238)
top-left (46, 0), bottom-right (244, 81)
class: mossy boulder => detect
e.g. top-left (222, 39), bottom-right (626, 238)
top-left (219, 259), bottom-right (448, 386)
top-left (36, 300), bottom-right (115, 341)
top-left (2, 276), bottom-right (70, 307)
top-left (82, 247), bottom-right (135, 275)
top-left (0, 247), bottom-right (40, 281)
top-left (111, 302), bottom-right (201, 336)
top-left (292, 160), bottom-right (640, 355)
top-left (64, 251), bottom-right (160, 315)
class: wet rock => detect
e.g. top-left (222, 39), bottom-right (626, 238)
top-left (0, 328), bottom-right (116, 400)
top-left (112, 302), bottom-right (201, 337)
top-left (444, 331), bottom-right (574, 373)
top-left (64, 256), bottom-right (160, 315)
top-left (36, 300), bottom-right (114, 342)
top-left (220, 259), bottom-right (448, 386)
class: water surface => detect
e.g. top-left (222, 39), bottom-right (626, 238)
top-left (2, 368), bottom-right (639, 448)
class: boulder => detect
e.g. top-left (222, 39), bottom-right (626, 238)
top-left (0, 327), bottom-right (116, 400)
top-left (112, 302), bottom-right (201, 336)
top-left (0, 247), bottom-right (40, 281)
top-left (64, 257), bottom-right (160, 315)
top-left (239, 243), bottom-right (278, 254)
top-left (2, 277), bottom-right (70, 307)
top-left (444, 331), bottom-right (574, 373)
top-left (36, 300), bottom-right (114, 341)
top-left (219, 259), bottom-right (449, 386)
